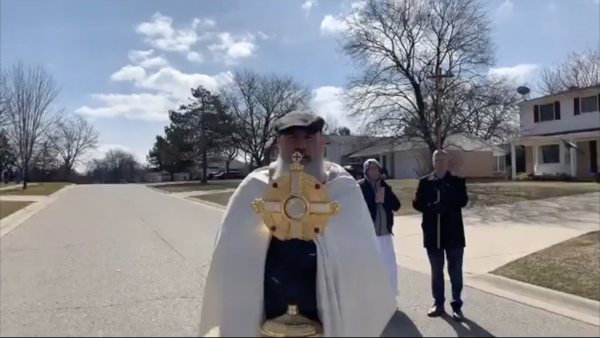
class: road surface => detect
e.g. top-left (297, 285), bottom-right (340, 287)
top-left (1, 185), bottom-right (598, 337)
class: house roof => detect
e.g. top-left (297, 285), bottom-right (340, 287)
top-left (518, 85), bottom-right (600, 107)
top-left (349, 134), bottom-right (507, 157)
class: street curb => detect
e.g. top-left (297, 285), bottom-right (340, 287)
top-left (184, 196), bottom-right (227, 211)
top-left (465, 273), bottom-right (600, 326)
top-left (146, 186), bottom-right (170, 194)
top-left (0, 184), bottom-right (76, 238)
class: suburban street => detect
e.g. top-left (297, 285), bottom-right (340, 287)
top-left (1, 185), bottom-right (599, 337)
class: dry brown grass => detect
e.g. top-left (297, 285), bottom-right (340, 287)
top-left (0, 201), bottom-right (33, 219)
top-left (190, 179), bottom-right (599, 217)
top-left (387, 179), bottom-right (600, 216)
top-left (0, 182), bottom-right (72, 196)
top-left (154, 181), bottom-right (241, 193)
top-left (492, 231), bottom-right (600, 301)
top-left (192, 192), bottom-right (234, 206)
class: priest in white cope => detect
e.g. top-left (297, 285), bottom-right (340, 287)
top-left (199, 111), bottom-right (397, 337)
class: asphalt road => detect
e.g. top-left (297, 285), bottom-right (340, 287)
top-left (1, 185), bottom-right (598, 337)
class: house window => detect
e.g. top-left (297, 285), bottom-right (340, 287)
top-left (494, 156), bottom-right (506, 172)
top-left (540, 144), bottom-right (560, 164)
top-left (581, 95), bottom-right (599, 113)
top-left (539, 103), bottom-right (555, 122)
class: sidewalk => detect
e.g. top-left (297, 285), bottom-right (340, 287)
top-left (393, 192), bottom-right (600, 274)
top-left (0, 183), bottom-right (38, 191)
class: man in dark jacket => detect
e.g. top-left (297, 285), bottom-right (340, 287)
top-left (358, 159), bottom-right (401, 297)
top-left (412, 150), bottom-right (468, 321)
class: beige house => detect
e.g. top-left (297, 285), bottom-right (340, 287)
top-left (348, 134), bottom-right (508, 179)
top-left (510, 85), bottom-right (600, 180)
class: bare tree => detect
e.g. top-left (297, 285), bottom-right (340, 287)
top-left (48, 114), bottom-right (100, 178)
top-left (2, 62), bottom-right (62, 189)
top-left (538, 47), bottom-right (600, 95)
top-left (0, 71), bottom-right (9, 128)
top-left (220, 69), bottom-right (311, 166)
top-left (340, 0), bottom-right (520, 154)
top-left (220, 146), bottom-right (239, 173)
top-left (85, 149), bottom-right (143, 183)
top-left (322, 113), bottom-right (341, 135)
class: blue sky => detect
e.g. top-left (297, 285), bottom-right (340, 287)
top-left (1, 0), bottom-right (599, 165)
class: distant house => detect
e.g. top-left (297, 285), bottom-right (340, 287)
top-left (267, 133), bottom-right (506, 179)
top-left (510, 85), bottom-right (600, 179)
top-left (267, 135), bottom-right (378, 164)
top-left (348, 134), bottom-right (508, 179)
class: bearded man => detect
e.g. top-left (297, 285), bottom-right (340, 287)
top-left (199, 111), bottom-right (396, 337)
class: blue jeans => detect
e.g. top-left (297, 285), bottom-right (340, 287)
top-left (426, 248), bottom-right (464, 310)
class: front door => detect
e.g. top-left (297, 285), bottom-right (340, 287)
top-left (590, 140), bottom-right (598, 174)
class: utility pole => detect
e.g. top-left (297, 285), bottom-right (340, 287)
top-left (428, 67), bottom-right (454, 150)
top-left (428, 66), bottom-right (454, 250)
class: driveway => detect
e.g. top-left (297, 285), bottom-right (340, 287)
top-left (1, 185), bottom-right (598, 336)
top-left (394, 192), bottom-right (600, 275)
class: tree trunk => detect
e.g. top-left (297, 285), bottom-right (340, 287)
top-left (201, 148), bottom-right (208, 184)
top-left (22, 166), bottom-right (28, 190)
top-left (225, 161), bottom-right (230, 173)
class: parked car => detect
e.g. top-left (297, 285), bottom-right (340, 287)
top-left (214, 170), bottom-right (245, 180)
top-left (342, 163), bottom-right (364, 180)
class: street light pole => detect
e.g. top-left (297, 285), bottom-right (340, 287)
top-left (428, 66), bottom-right (454, 250)
top-left (428, 67), bottom-right (454, 151)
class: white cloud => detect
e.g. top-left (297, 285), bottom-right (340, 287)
top-left (311, 86), bottom-right (345, 118)
top-left (186, 51), bottom-right (204, 62)
top-left (110, 65), bottom-right (147, 82)
top-left (77, 66), bottom-right (233, 120)
top-left (320, 15), bottom-right (348, 35)
top-left (77, 12), bottom-right (267, 121)
top-left (495, 0), bottom-right (514, 21)
top-left (257, 31), bottom-right (270, 40)
top-left (127, 49), bottom-right (169, 68)
top-left (136, 13), bottom-right (201, 52)
top-left (76, 93), bottom-right (175, 121)
top-left (208, 32), bottom-right (257, 65)
top-left (488, 63), bottom-right (540, 84)
top-left (302, 0), bottom-right (317, 14)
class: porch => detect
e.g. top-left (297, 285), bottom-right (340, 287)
top-left (511, 130), bottom-right (600, 179)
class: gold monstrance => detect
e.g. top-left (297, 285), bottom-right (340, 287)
top-left (252, 151), bottom-right (341, 337)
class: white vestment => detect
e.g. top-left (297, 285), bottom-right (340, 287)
top-left (376, 235), bottom-right (399, 297)
top-left (199, 163), bottom-right (397, 337)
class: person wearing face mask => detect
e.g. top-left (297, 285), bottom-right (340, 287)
top-left (412, 149), bottom-right (469, 322)
top-left (358, 159), bottom-right (401, 298)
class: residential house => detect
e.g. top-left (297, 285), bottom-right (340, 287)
top-left (510, 85), bottom-right (600, 179)
top-left (349, 134), bottom-right (508, 179)
top-left (268, 135), bottom-right (377, 164)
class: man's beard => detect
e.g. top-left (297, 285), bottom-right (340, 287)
top-left (273, 154), bottom-right (327, 182)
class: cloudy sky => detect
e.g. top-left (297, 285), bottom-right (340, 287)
top-left (1, 0), bottom-right (599, 164)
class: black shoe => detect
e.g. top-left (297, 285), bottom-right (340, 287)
top-left (452, 308), bottom-right (464, 322)
top-left (427, 304), bottom-right (445, 317)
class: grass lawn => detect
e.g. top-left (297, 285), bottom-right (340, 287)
top-left (387, 180), bottom-right (600, 215)
top-left (190, 179), bottom-right (599, 215)
top-left (192, 192), bottom-right (234, 207)
top-left (0, 201), bottom-right (33, 219)
top-left (154, 181), bottom-right (241, 193)
top-left (0, 182), bottom-right (16, 188)
top-left (0, 182), bottom-right (72, 196)
top-left (492, 231), bottom-right (600, 301)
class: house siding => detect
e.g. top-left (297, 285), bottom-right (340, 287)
top-left (519, 88), bottom-right (600, 136)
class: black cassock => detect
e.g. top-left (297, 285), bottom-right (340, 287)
top-left (263, 237), bottom-right (319, 322)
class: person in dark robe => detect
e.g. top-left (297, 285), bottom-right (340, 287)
top-left (413, 149), bottom-right (468, 321)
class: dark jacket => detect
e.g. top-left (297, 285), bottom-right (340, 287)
top-left (412, 171), bottom-right (468, 249)
top-left (358, 178), bottom-right (401, 235)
